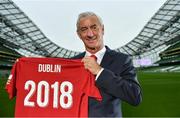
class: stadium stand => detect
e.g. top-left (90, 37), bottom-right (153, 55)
top-left (138, 65), bottom-right (180, 72)
top-left (0, 36), bottom-right (21, 65)
top-left (0, 0), bottom-right (80, 59)
top-left (154, 35), bottom-right (180, 72)
top-left (0, 40), bottom-right (21, 78)
top-left (115, 0), bottom-right (180, 68)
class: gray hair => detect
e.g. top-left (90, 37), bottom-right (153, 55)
top-left (76, 11), bottom-right (103, 31)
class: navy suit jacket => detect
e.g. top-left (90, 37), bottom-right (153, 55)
top-left (73, 46), bottom-right (142, 117)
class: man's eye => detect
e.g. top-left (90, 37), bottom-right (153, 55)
top-left (93, 26), bottom-right (97, 29)
top-left (91, 26), bottom-right (98, 30)
top-left (80, 28), bottom-right (87, 32)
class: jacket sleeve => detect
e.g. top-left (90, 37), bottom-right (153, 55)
top-left (96, 56), bottom-right (142, 106)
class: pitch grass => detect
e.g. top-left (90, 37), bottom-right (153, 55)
top-left (122, 71), bottom-right (180, 117)
top-left (0, 78), bottom-right (15, 117)
top-left (0, 72), bottom-right (180, 117)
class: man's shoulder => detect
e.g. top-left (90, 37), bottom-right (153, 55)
top-left (108, 49), bottom-right (130, 59)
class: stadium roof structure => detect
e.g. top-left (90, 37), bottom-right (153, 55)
top-left (115, 0), bottom-right (180, 63)
top-left (0, 0), bottom-right (180, 62)
top-left (0, 0), bottom-right (80, 58)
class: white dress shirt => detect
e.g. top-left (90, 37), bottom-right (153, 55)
top-left (85, 46), bottom-right (106, 80)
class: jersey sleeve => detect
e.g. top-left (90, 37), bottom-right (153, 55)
top-left (5, 61), bottom-right (18, 99)
top-left (82, 71), bottom-right (102, 101)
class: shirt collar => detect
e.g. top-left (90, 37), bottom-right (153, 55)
top-left (85, 46), bottom-right (106, 64)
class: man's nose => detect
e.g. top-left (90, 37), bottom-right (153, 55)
top-left (87, 29), bottom-right (94, 37)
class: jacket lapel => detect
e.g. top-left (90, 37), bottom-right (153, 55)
top-left (100, 46), bottom-right (114, 68)
top-left (73, 46), bottom-right (115, 68)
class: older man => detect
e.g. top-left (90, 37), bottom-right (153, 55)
top-left (74, 11), bottom-right (142, 117)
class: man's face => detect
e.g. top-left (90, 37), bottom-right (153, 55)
top-left (77, 16), bottom-right (104, 53)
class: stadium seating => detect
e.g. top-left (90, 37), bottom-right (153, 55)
top-left (155, 40), bottom-right (180, 67)
top-left (0, 44), bottom-right (21, 78)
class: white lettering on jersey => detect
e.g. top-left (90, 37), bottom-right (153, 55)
top-left (6, 74), bottom-right (13, 85)
top-left (24, 80), bottom-right (35, 107)
top-left (24, 80), bottom-right (73, 109)
top-left (8, 74), bottom-right (13, 80)
top-left (38, 64), bottom-right (61, 73)
top-left (60, 81), bottom-right (73, 109)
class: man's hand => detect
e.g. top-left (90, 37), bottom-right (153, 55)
top-left (81, 56), bottom-right (102, 75)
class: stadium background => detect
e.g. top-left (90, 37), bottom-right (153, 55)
top-left (0, 0), bottom-right (180, 117)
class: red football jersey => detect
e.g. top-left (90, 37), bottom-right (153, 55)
top-left (6, 57), bottom-right (102, 117)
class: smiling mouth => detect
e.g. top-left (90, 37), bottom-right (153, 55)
top-left (87, 36), bottom-right (96, 41)
top-left (87, 39), bottom-right (96, 43)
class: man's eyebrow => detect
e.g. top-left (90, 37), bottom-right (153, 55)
top-left (90, 24), bottom-right (97, 27)
top-left (80, 26), bottom-right (87, 29)
top-left (79, 24), bottom-right (97, 30)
